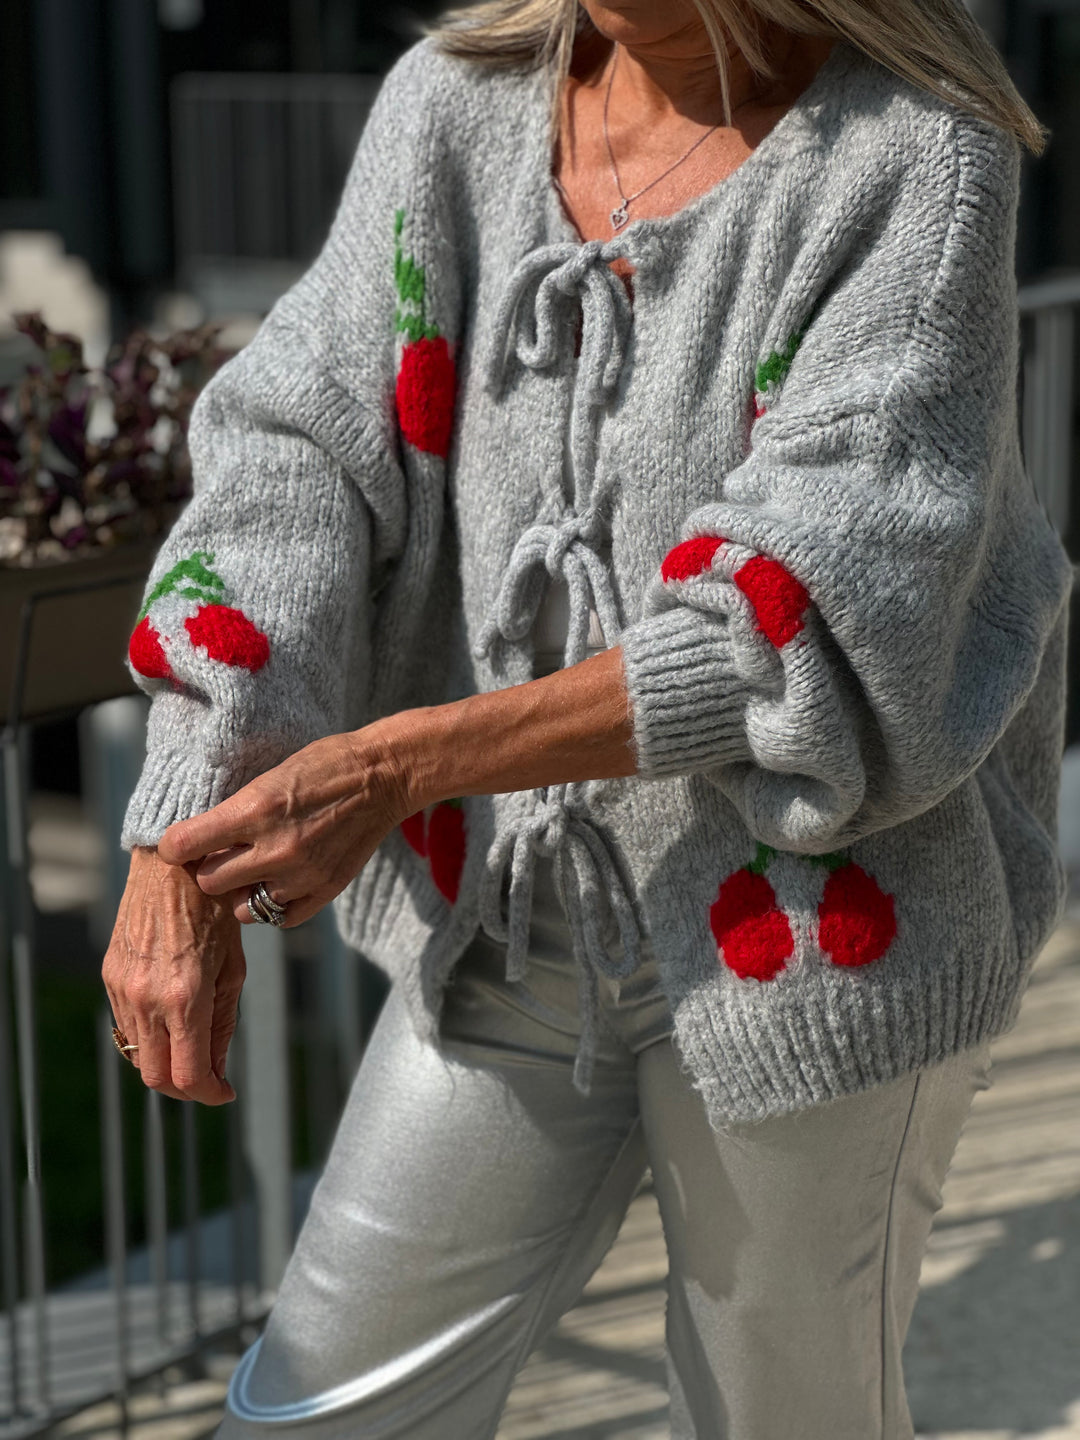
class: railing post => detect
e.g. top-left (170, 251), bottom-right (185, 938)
top-left (78, 696), bottom-right (148, 953)
top-left (239, 924), bottom-right (292, 1296)
top-left (97, 1007), bottom-right (130, 1435)
top-left (2, 724), bottom-right (49, 1414)
top-left (1023, 306), bottom-right (1074, 537)
top-left (0, 741), bottom-right (23, 1418)
top-left (316, 908), bottom-right (362, 1096)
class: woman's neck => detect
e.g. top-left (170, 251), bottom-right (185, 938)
top-left (570, 22), bottom-right (819, 128)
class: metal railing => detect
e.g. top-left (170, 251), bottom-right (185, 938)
top-left (0, 572), bottom-right (369, 1438)
top-left (1020, 272), bottom-right (1079, 542)
top-left (0, 273), bottom-right (1076, 1440)
top-left (170, 72), bottom-right (381, 316)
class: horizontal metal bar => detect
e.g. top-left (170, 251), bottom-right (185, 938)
top-left (171, 71), bottom-right (381, 103)
top-left (1018, 273), bottom-right (1080, 313)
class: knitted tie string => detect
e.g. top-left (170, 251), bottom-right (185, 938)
top-left (478, 239), bottom-right (641, 1093)
top-left (476, 782), bottom-right (643, 1094)
top-left (484, 239), bottom-right (633, 502)
top-left (478, 241), bottom-right (632, 671)
top-left (484, 239), bottom-right (632, 398)
top-left (471, 504), bottom-right (622, 668)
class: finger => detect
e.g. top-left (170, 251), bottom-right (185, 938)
top-left (196, 845), bottom-right (286, 897)
top-left (131, 1010), bottom-right (189, 1101)
top-left (103, 978), bottom-right (132, 1053)
top-left (168, 998), bottom-right (237, 1106)
top-left (158, 796), bottom-right (260, 867)
top-left (112, 1012), bottom-right (146, 1074)
top-left (233, 889), bottom-right (321, 928)
top-left (104, 981), bottom-right (143, 1073)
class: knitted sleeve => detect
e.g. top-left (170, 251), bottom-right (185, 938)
top-left (119, 48), bottom-right (429, 849)
top-left (618, 114), bottom-right (1074, 855)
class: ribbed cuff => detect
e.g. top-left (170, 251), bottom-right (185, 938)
top-left (619, 606), bottom-right (751, 779)
top-left (120, 746), bottom-right (269, 850)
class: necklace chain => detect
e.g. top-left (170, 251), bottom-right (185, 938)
top-left (602, 45), bottom-right (721, 233)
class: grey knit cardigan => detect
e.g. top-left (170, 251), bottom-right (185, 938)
top-left (121, 34), bottom-right (1075, 1128)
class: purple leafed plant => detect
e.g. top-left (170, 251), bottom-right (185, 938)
top-left (0, 311), bottom-right (231, 566)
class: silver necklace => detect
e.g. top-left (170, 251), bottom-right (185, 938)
top-left (603, 46), bottom-right (721, 232)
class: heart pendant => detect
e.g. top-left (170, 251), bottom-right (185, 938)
top-left (610, 201), bottom-right (630, 231)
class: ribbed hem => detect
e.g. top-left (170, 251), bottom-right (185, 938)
top-left (120, 749), bottom-right (256, 849)
top-left (671, 936), bottom-right (1026, 1128)
top-left (619, 606), bottom-right (751, 779)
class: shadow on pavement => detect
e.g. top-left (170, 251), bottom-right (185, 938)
top-left (906, 1189), bottom-right (1080, 1434)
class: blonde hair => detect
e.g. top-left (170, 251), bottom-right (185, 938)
top-left (428, 0), bottom-right (1047, 156)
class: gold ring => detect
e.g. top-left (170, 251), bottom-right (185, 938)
top-left (112, 1025), bottom-right (138, 1062)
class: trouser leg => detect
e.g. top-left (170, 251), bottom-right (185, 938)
top-left (217, 952), bottom-right (647, 1440)
top-left (637, 1039), bottom-right (992, 1440)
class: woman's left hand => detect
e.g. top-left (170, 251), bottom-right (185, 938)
top-left (156, 727), bottom-right (413, 926)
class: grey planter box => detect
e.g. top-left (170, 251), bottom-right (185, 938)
top-left (0, 541), bottom-right (158, 726)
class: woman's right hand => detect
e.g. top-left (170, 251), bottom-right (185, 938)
top-left (102, 845), bottom-right (245, 1104)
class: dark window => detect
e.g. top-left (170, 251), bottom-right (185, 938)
top-left (0, 0), bottom-right (41, 200)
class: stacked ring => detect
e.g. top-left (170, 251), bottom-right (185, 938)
top-left (248, 882), bottom-right (288, 927)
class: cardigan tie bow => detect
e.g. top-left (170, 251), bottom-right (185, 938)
top-left (476, 781), bottom-right (643, 1095)
top-left (471, 502), bottom-right (622, 668)
top-left (484, 238), bottom-right (632, 409)
top-left (476, 239), bottom-right (643, 1094)
top-left (476, 239), bottom-right (633, 670)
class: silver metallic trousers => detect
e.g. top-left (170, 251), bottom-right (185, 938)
top-left (217, 857), bottom-right (991, 1440)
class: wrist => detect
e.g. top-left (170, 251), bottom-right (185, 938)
top-left (345, 712), bottom-right (437, 823)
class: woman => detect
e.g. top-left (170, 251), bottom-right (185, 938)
top-left (103, 0), bottom-right (1072, 1434)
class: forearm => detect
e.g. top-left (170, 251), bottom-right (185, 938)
top-left (364, 646), bottom-right (639, 812)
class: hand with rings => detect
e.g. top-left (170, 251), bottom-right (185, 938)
top-left (155, 729), bottom-right (412, 929)
top-left (102, 845), bottom-right (245, 1104)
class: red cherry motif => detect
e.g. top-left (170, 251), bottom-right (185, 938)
top-left (185, 604), bottom-right (270, 672)
top-left (660, 534), bottom-right (725, 583)
top-left (710, 864), bottom-right (794, 982)
top-left (733, 555), bottom-right (810, 649)
top-left (400, 810), bottom-right (428, 856)
top-left (393, 210), bottom-right (456, 460)
top-left (395, 336), bottom-right (456, 458)
top-left (130, 551), bottom-right (271, 679)
top-left (660, 535), bottom-right (808, 650)
top-left (129, 615), bottom-right (173, 680)
top-left (817, 862), bottom-right (897, 968)
top-left (427, 800), bottom-right (466, 904)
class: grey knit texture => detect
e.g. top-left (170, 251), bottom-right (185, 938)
top-left (122, 35), bottom-right (1075, 1127)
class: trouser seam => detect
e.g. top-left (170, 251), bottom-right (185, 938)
top-left (480, 1112), bottom-right (646, 1440)
top-left (879, 1070), bottom-right (922, 1439)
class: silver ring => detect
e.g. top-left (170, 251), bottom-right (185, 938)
top-left (248, 882), bottom-right (287, 926)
